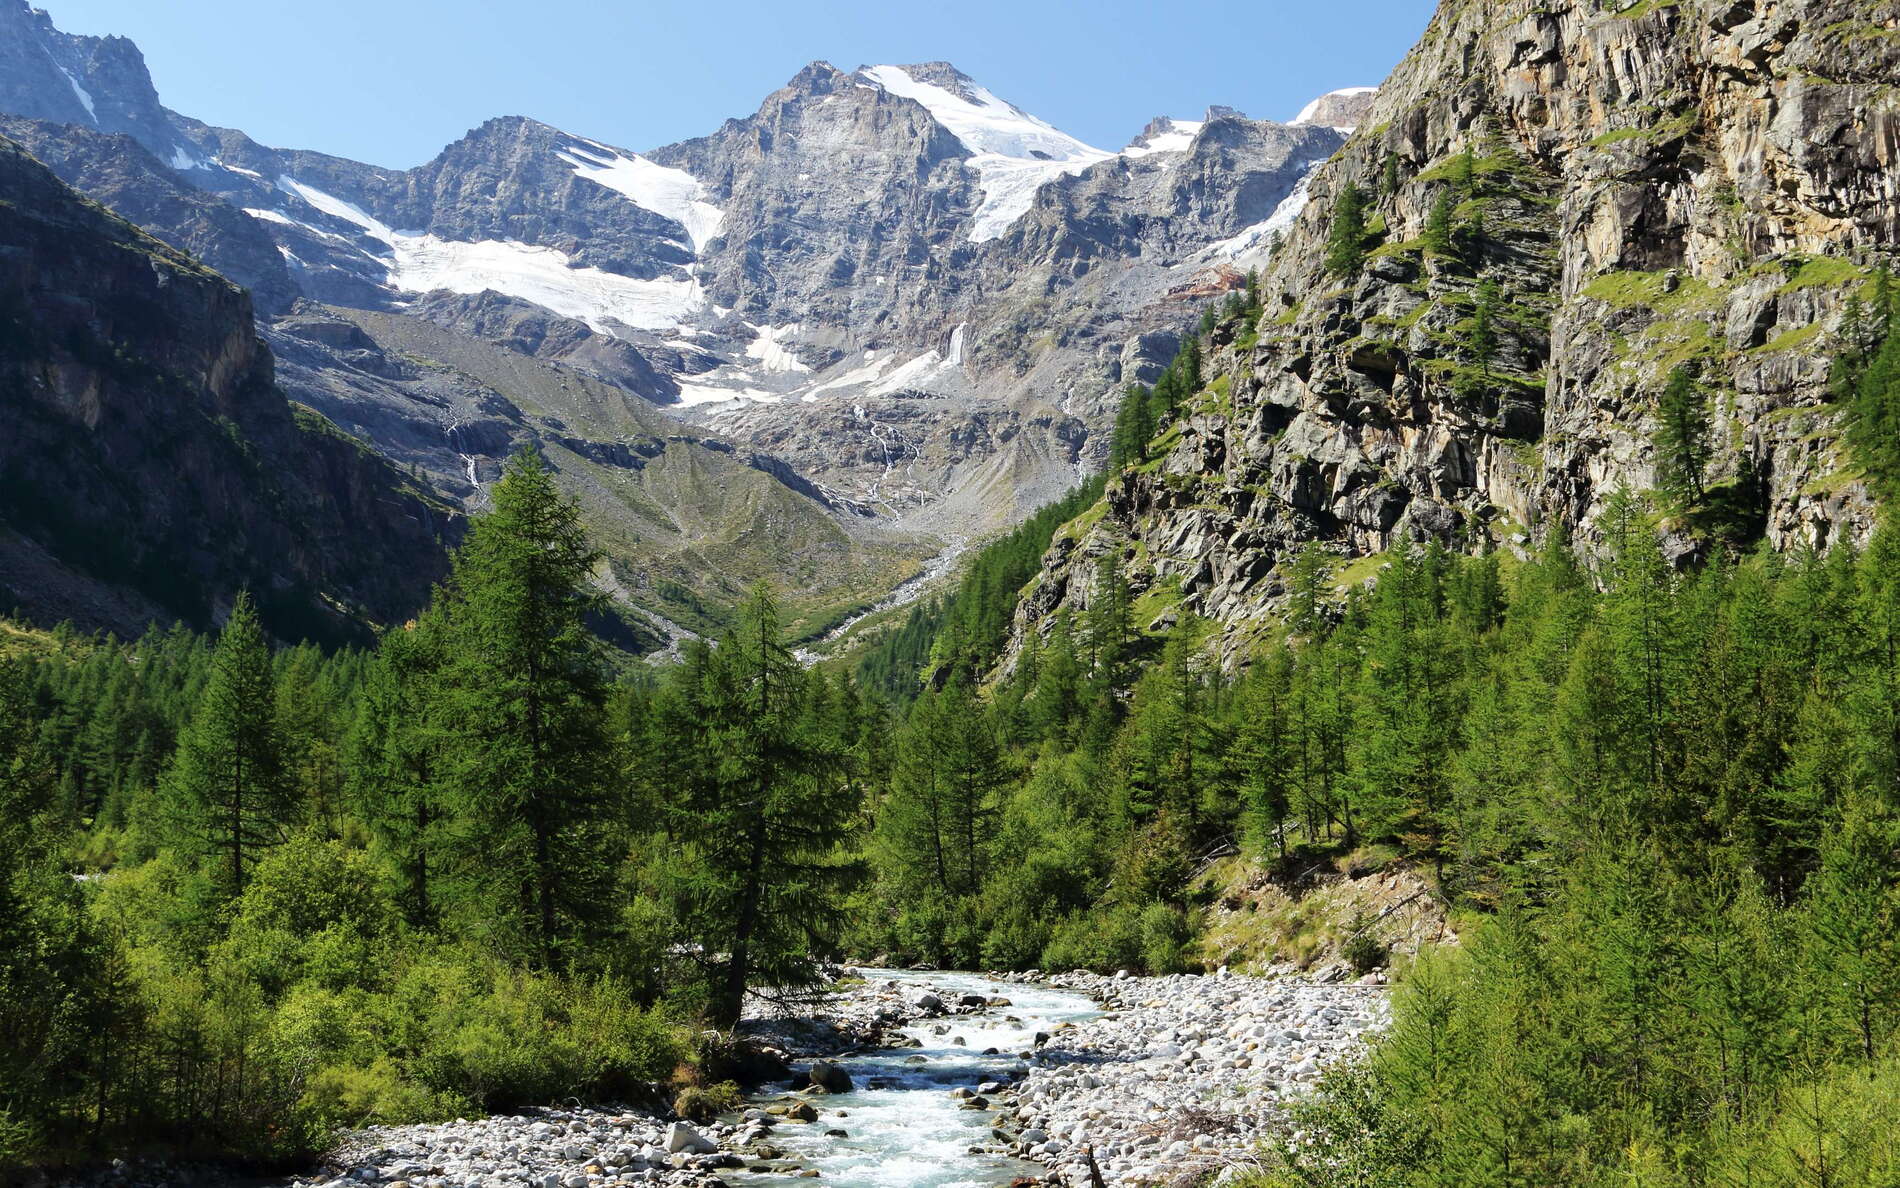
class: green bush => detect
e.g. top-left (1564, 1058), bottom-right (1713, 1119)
top-left (672, 1081), bottom-right (741, 1122)
top-left (1139, 903), bottom-right (1192, 974)
top-left (397, 952), bottom-right (682, 1110)
top-left (298, 1058), bottom-right (469, 1134)
top-left (1342, 911), bottom-right (1389, 974)
top-left (1040, 904), bottom-right (1144, 973)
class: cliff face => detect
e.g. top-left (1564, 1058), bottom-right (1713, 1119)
top-left (0, 136), bottom-right (452, 642)
top-left (1010, 0), bottom-right (1900, 654)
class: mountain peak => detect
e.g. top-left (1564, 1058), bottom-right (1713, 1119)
top-left (1290, 86), bottom-right (1378, 130)
top-left (1123, 115), bottom-right (1206, 157)
top-left (854, 63), bottom-right (1103, 162)
top-left (782, 60), bottom-right (850, 96)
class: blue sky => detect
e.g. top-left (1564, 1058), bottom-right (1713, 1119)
top-left (44, 0), bottom-right (1433, 169)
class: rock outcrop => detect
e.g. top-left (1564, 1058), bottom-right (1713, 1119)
top-left (1008, 0), bottom-right (1900, 658)
top-left (0, 135), bottom-right (452, 642)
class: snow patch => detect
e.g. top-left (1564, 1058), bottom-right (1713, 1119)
top-left (804, 352), bottom-right (903, 398)
top-left (243, 207), bottom-right (298, 227)
top-left (276, 177), bottom-right (708, 334)
top-left (1202, 160), bottom-right (1328, 261)
top-left (744, 323), bottom-right (811, 374)
top-left (57, 66), bottom-right (95, 123)
top-left (673, 380), bottom-right (784, 408)
top-left (556, 143), bottom-right (725, 253)
top-left (169, 146), bottom-right (205, 171)
top-left (1123, 119), bottom-right (1204, 159)
top-left (861, 64), bottom-right (1113, 243)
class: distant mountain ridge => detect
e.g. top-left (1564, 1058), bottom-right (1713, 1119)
top-left (0, 0), bottom-right (1374, 644)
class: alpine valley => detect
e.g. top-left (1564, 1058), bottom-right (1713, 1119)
top-left (0, 0), bottom-right (1371, 646)
top-left (5, 2), bottom-right (1900, 1188)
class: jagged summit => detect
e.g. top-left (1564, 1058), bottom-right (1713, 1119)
top-left (1124, 115), bottom-right (1206, 156)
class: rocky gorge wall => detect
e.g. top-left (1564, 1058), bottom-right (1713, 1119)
top-left (1009, 0), bottom-right (1900, 655)
top-left (0, 135), bottom-right (454, 642)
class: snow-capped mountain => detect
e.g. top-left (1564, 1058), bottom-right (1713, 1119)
top-left (0, 0), bottom-right (1373, 642)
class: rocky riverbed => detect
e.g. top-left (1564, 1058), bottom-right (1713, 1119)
top-left (53, 968), bottom-right (1383, 1188)
top-left (994, 969), bottom-right (1388, 1186)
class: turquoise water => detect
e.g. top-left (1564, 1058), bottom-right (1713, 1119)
top-left (730, 970), bottom-right (1100, 1188)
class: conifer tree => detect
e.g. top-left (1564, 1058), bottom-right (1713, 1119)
top-left (1451, 145), bottom-right (1477, 194)
top-left (433, 447), bottom-right (612, 967)
top-left (1422, 189), bottom-right (1457, 258)
top-left (1085, 553), bottom-right (1135, 694)
top-left (1654, 364), bottom-right (1713, 507)
top-left (1235, 645), bottom-right (1296, 857)
top-left (671, 585), bottom-right (852, 1026)
top-left (1029, 612), bottom-right (1084, 746)
top-left (162, 591), bottom-right (290, 902)
top-left (1325, 181), bottom-right (1369, 278)
top-left (344, 607), bottom-right (448, 927)
top-left (1804, 795), bottom-right (1900, 1064)
top-left (1468, 278), bottom-right (1502, 383)
top-left (877, 682), bottom-right (1005, 914)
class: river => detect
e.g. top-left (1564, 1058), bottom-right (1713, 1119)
top-left (731, 971), bottom-right (1099, 1188)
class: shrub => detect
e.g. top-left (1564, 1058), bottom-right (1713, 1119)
top-left (1139, 903), bottom-right (1192, 974)
top-left (298, 1058), bottom-right (469, 1135)
top-left (1342, 911), bottom-right (1390, 975)
top-left (1040, 904), bottom-right (1144, 973)
top-left (673, 1081), bottom-right (741, 1122)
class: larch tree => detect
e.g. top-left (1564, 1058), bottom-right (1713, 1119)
top-left (668, 585), bottom-right (853, 1027)
top-left (1325, 180), bottom-right (1369, 278)
top-left (161, 590), bottom-right (290, 903)
top-left (433, 446), bottom-right (613, 968)
top-left (1654, 364), bottom-right (1713, 507)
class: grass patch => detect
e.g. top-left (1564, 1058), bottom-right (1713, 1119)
top-left (1775, 254), bottom-right (1870, 294)
top-left (1332, 551), bottom-right (1390, 592)
top-left (1752, 323), bottom-right (1824, 355)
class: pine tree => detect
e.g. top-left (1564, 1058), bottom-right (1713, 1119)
top-left (1654, 364), bottom-right (1713, 507)
top-left (1450, 145), bottom-right (1477, 194)
top-left (1287, 542), bottom-right (1330, 637)
top-left (161, 591), bottom-right (290, 902)
top-left (877, 682), bottom-right (1005, 914)
top-left (1110, 385), bottom-right (1156, 470)
top-left (1235, 645), bottom-right (1296, 857)
top-left (1085, 553), bottom-right (1135, 694)
top-left (1324, 181), bottom-right (1369, 278)
top-left (433, 446), bottom-right (613, 967)
top-left (1028, 613), bottom-right (1084, 746)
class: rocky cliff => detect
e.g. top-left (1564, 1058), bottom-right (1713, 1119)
top-left (1008, 0), bottom-right (1900, 658)
top-left (0, 135), bottom-right (453, 642)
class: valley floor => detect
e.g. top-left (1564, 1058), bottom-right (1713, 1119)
top-left (144, 969), bottom-right (1385, 1188)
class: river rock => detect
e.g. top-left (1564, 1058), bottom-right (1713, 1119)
top-left (806, 1060), bottom-right (853, 1094)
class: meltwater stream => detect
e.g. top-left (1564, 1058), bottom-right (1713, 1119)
top-left (730, 970), bottom-right (1100, 1188)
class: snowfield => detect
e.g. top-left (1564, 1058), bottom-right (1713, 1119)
top-left (860, 64), bottom-right (1115, 243)
top-left (276, 177), bottom-right (710, 335)
top-left (557, 141), bottom-right (725, 252)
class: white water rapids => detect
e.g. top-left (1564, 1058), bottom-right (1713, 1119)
top-left (731, 971), bottom-right (1099, 1188)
